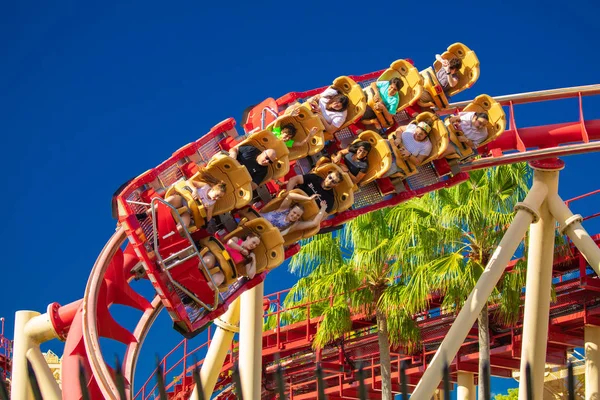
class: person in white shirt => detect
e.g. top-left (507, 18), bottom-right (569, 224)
top-left (443, 111), bottom-right (490, 157)
top-left (306, 87), bottom-right (349, 135)
top-left (383, 120), bottom-right (433, 178)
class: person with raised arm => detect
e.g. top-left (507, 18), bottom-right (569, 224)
top-left (229, 144), bottom-right (278, 188)
top-left (286, 170), bottom-right (343, 214)
top-left (419, 55), bottom-right (462, 108)
top-left (260, 192), bottom-right (329, 236)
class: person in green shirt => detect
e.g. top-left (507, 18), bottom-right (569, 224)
top-left (361, 77), bottom-right (403, 132)
top-left (272, 123), bottom-right (320, 149)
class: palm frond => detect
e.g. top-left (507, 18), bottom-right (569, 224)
top-left (386, 308), bottom-right (421, 352)
top-left (311, 303), bottom-right (352, 349)
top-left (289, 233), bottom-right (345, 276)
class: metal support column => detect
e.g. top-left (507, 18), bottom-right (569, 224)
top-left (548, 194), bottom-right (600, 276)
top-left (410, 179), bottom-right (547, 400)
top-left (457, 371), bottom-right (475, 400)
top-left (11, 311), bottom-right (39, 400)
top-left (518, 161), bottom-right (562, 400)
top-left (26, 348), bottom-right (61, 399)
top-left (191, 298), bottom-right (241, 400)
top-left (585, 325), bottom-right (600, 400)
top-left (239, 282), bottom-right (264, 400)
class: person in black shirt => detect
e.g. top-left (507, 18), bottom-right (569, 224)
top-left (286, 170), bottom-right (343, 214)
top-left (332, 141), bottom-right (372, 185)
top-left (229, 144), bottom-right (278, 188)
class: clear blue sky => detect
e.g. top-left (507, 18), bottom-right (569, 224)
top-left (1, 0), bottom-right (600, 398)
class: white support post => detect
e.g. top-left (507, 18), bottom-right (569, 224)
top-left (518, 166), bottom-right (561, 400)
top-left (585, 325), bottom-right (600, 400)
top-left (547, 193), bottom-right (600, 276)
top-left (190, 298), bottom-right (241, 400)
top-left (11, 311), bottom-right (39, 400)
top-left (239, 282), bottom-right (264, 400)
top-left (457, 371), bottom-right (475, 400)
top-left (26, 348), bottom-right (61, 400)
top-left (11, 310), bottom-right (62, 400)
top-left (410, 179), bottom-right (547, 400)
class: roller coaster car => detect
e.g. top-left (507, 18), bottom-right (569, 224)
top-left (350, 131), bottom-right (393, 186)
top-left (260, 189), bottom-right (322, 246)
top-left (164, 154), bottom-right (253, 232)
top-left (445, 94), bottom-right (506, 160)
top-left (223, 218), bottom-right (285, 276)
top-left (236, 129), bottom-right (290, 184)
top-left (312, 160), bottom-right (355, 213)
top-left (387, 112), bottom-right (449, 178)
top-left (267, 109), bottom-right (325, 161)
top-left (421, 43), bottom-right (480, 110)
top-left (367, 59), bottom-right (423, 129)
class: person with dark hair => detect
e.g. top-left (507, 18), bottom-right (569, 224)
top-left (272, 122), bottom-right (319, 149)
top-left (229, 144), bottom-right (278, 188)
top-left (306, 87), bottom-right (350, 134)
top-left (260, 192), bottom-right (328, 236)
top-left (443, 111), bottom-right (490, 157)
top-left (139, 170), bottom-right (227, 230)
top-left (361, 77), bottom-right (403, 131)
top-left (419, 55), bottom-right (463, 108)
top-left (286, 170), bottom-right (343, 213)
top-left (201, 233), bottom-right (261, 286)
top-left (332, 141), bottom-right (372, 185)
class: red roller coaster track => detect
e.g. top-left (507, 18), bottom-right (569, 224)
top-left (22, 79), bottom-right (600, 400)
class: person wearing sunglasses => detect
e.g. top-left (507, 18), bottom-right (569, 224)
top-left (443, 111), bottom-right (490, 157)
top-left (229, 144), bottom-right (278, 188)
top-left (285, 170), bottom-right (343, 214)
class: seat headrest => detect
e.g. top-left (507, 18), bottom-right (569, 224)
top-left (223, 218), bottom-right (285, 273)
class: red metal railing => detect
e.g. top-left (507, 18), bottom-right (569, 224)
top-left (0, 317), bottom-right (12, 382)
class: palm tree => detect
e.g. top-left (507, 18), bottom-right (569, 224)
top-left (282, 210), bottom-right (420, 400)
top-left (386, 163), bottom-right (534, 398)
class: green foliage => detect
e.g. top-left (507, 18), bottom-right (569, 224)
top-left (281, 207), bottom-right (421, 351)
top-left (397, 164), bottom-right (532, 322)
top-left (494, 387), bottom-right (519, 399)
top-left (311, 301), bottom-right (352, 349)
